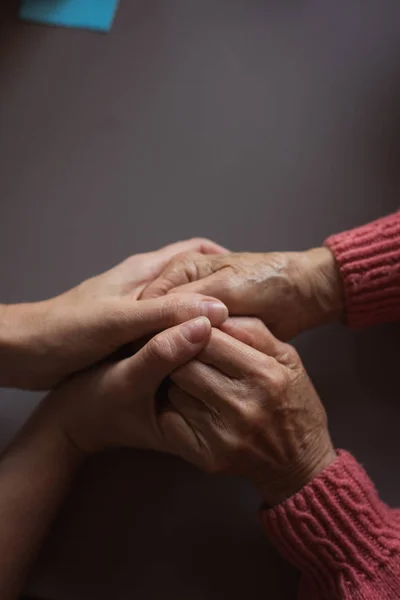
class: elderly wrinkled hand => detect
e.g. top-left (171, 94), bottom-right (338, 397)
top-left (160, 317), bottom-right (336, 505)
top-left (142, 248), bottom-right (344, 340)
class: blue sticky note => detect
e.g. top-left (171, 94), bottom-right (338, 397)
top-left (19, 0), bottom-right (119, 32)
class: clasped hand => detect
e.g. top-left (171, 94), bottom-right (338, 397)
top-left (15, 239), bottom-right (336, 507)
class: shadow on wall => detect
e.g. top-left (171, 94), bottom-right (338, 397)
top-left (367, 68), bottom-right (400, 209)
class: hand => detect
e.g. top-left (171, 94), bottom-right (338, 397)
top-left (142, 248), bottom-right (344, 340)
top-left (40, 316), bottom-right (214, 455)
top-left (160, 318), bottom-right (336, 506)
top-left (0, 316), bottom-right (216, 600)
top-left (0, 238), bottom-right (226, 390)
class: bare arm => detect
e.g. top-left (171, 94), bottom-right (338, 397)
top-left (0, 403), bottom-right (83, 599)
top-left (0, 237), bottom-right (226, 391)
top-left (0, 314), bottom-right (213, 599)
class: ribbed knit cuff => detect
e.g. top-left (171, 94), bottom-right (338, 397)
top-left (261, 451), bottom-right (400, 597)
top-left (324, 212), bottom-right (400, 329)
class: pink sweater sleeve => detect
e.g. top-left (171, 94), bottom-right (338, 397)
top-left (260, 451), bottom-right (400, 599)
top-left (324, 212), bottom-right (400, 328)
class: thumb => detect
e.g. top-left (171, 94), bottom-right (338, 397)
top-left (119, 316), bottom-right (212, 392)
top-left (108, 294), bottom-right (227, 349)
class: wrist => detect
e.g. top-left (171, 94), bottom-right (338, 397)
top-left (298, 247), bottom-right (344, 330)
top-left (256, 438), bottom-right (337, 507)
top-left (0, 302), bottom-right (54, 390)
top-left (43, 381), bottom-right (107, 457)
top-left (4, 395), bottom-right (85, 474)
top-left (0, 303), bottom-right (29, 389)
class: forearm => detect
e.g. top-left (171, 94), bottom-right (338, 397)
top-left (0, 302), bottom-right (49, 390)
top-left (0, 399), bottom-right (84, 599)
top-left (261, 451), bottom-right (400, 599)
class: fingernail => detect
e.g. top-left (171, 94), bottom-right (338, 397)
top-left (182, 317), bottom-right (211, 343)
top-left (201, 301), bottom-right (228, 324)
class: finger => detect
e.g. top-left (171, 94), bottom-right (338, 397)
top-left (141, 253), bottom-right (225, 299)
top-left (157, 405), bottom-right (206, 470)
top-left (197, 328), bottom-right (277, 378)
top-left (128, 238), bottom-right (227, 288)
top-left (171, 358), bottom-right (236, 410)
top-left (147, 239), bottom-right (228, 288)
top-left (143, 240), bottom-right (228, 282)
top-left (158, 238), bottom-right (229, 257)
top-left (118, 317), bottom-right (212, 391)
top-left (220, 317), bottom-right (283, 357)
top-left (168, 383), bottom-right (205, 414)
top-left (168, 384), bottom-right (225, 432)
top-left (115, 294), bottom-right (228, 344)
top-left (166, 273), bottom-right (243, 311)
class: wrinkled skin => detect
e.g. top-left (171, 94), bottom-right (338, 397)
top-left (142, 247), bottom-right (344, 341)
top-left (160, 317), bottom-right (336, 506)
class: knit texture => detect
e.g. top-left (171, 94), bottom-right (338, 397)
top-left (261, 451), bottom-right (400, 599)
top-left (325, 212), bottom-right (400, 329)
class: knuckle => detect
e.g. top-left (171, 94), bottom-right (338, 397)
top-left (168, 252), bottom-right (203, 282)
top-left (172, 250), bottom-right (198, 264)
top-left (251, 359), bottom-right (288, 397)
top-left (146, 333), bottom-right (176, 364)
top-left (189, 237), bottom-right (211, 247)
top-left (278, 343), bottom-right (300, 365)
top-left (247, 318), bottom-right (270, 345)
top-left (167, 256), bottom-right (188, 273)
top-left (152, 253), bottom-right (197, 289)
top-left (161, 294), bottom-right (182, 315)
top-left (237, 402), bottom-right (262, 429)
top-left (265, 368), bottom-right (289, 396)
top-left (249, 356), bottom-right (272, 380)
top-left (160, 295), bottom-right (197, 323)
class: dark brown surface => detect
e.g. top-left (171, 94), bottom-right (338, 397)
top-left (1, 1), bottom-right (400, 599)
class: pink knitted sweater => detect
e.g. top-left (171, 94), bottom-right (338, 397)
top-left (261, 212), bottom-right (400, 599)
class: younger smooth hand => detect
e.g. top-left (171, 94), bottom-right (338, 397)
top-left (0, 238), bottom-right (226, 389)
top-left (39, 317), bottom-right (214, 455)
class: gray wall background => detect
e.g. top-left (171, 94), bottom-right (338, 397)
top-left (1, 1), bottom-right (400, 598)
